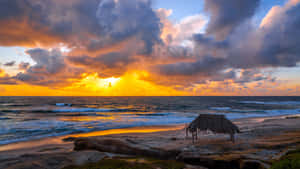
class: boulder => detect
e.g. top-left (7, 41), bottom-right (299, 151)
top-left (74, 138), bottom-right (180, 159)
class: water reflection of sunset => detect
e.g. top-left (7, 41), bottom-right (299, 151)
top-left (69, 125), bottom-right (184, 138)
top-left (59, 112), bottom-right (161, 123)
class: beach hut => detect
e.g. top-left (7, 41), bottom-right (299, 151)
top-left (186, 114), bottom-right (240, 143)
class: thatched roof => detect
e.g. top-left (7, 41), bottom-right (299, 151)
top-left (188, 114), bottom-right (240, 134)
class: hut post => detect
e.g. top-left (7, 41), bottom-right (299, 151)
top-left (192, 131), bottom-right (196, 143)
top-left (230, 133), bottom-right (235, 143)
top-left (186, 128), bottom-right (188, 138)
top-left (185, 124), bottom-right (189, 138)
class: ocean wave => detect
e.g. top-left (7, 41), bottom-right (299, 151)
top-left (53, 107), bottom-right (126, 113)
top-left (0, 117), bottom-right (11, 120)
top-left (134, 112), bottom-right (172, 116)
top-left (230, 109), bottom-right (265, 114)
top-left (265, 109), bottom-right (300, 115)
top-left (239, 101), bottom-right (300, 105)
top-left (0, 103), bottom-right (32, 107)
top-left (210, 107), bottom-right (232, 111)
top-left (55, 103), bottom-right (72, 107)
top-left (215, 108), bottom-right (300, 120)
top-left (0, 107), bottom-right (131, 113)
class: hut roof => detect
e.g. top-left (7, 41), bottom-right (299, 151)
top-left (188, 114), bottom-right (240, 134)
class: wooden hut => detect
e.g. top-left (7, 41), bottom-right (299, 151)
top-left (186, 114), bottom-right (240, 143)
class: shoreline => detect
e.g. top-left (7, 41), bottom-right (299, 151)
top-left (1, 113), bottom-right (299, 152)
top-left (0, 113), bottom-right (299, 152)
top-left (0, 124), bottom-right (185, 152)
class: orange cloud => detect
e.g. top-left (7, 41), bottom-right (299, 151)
top-left (0, 20), bottom-right (63, 47)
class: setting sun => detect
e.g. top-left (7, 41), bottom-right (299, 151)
top-left (100, 77), bottom-right (121, 88)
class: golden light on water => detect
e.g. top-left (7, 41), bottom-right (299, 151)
top-left (69, 125), bottom-right (185, 138)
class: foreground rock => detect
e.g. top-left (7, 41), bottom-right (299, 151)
top-left (74, 138), bottom-right (180, 159)
top-left (0, 151), bottom-right (109, 169)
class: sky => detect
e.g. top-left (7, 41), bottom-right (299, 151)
top-left (0, 0), bottom-right (299, 96)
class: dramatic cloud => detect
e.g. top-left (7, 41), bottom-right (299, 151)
top-left (92, 0), bottom-right (162, 54)
top-left (227, 0), bottom-right (300, 68)
top-left (14, 48), bottom-right (82, 86)
top-left (204, 0), bottom-right (260, 40)
top-left (0, 0), bottom-right (299, 95)
top-left (0, 0), bottom-right (161, 54)
top-left (0, 0), bottom-right (163, 84)
top-left (68, 52), bottom-right (136, 77)
top-left (156, 57), bottom-right (226, 76)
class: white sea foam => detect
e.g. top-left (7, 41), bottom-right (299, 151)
top-left (239, 101), bottom-right (300, 105)
top-left (53, 107), bottom-right (118, 112)
top-left (210, 107), bottom-right (232, 111)
top-left (56, 103), bottom-right (72, 107)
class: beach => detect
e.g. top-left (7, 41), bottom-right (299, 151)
top-left (1, 114), bottom-right (300, 169)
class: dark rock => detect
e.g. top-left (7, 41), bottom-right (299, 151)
top-left (74, 138), bottom-right (180, 159)
top-left (177, 152), bottom-right (241, 169)
top-left (1, 151), bottom-right (107, 169)
top-left (240, 160), bottom-right (269, 169)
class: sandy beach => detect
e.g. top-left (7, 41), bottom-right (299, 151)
top-left (0, 114), bottom-right (300, 169)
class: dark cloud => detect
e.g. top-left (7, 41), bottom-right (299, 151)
top-left (204, 0), bottom-right (260, 40)
top-left (26, 48), bottom-right (65, 74)
top-left (193, 34), bottom-right (229, 58)
top-left (14, 48), bottom-right (82, 86)
top-left (187, 1), bottom-right (300, 71)
top-left (90, 0), bottom-right (162, 54)
top-left (234, 70), bottom-right (270, 84)
top-left (227, 3), bottom-right (300, 69)
top-left (0, 76), bottom-right (18, 85)
top-left (0, 0), bottom-right (161, 55)
top-left (68, 52), bottom-right (136, 77)
top-left (256, 3), bottom-right (300, 67)
top-left (156, 56), bottom-right (227, 76)
top-left (3, 61), bottom-right (16, 67)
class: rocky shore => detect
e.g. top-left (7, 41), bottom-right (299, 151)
top-left (0, 115), bottom-right (300, 169)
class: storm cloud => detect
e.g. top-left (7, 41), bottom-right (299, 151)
top-left (204, 0), bottom-right (261, 40)
top-left (156, 57), bottom-right (227, 76)
top-left (14, 48), bottom-right (82, 86)
top-left (68, 52), bottom-right (136, 77)
top-left (0, 0), bottom-right (161, 54)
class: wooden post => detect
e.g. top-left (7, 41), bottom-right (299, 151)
top-left (186, 127), bottom-right (189, 138)
top-left (230, 133), bottom-right (235, 143)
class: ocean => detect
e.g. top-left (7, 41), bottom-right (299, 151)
top-left (0, 96), bottom-right (300, 145)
